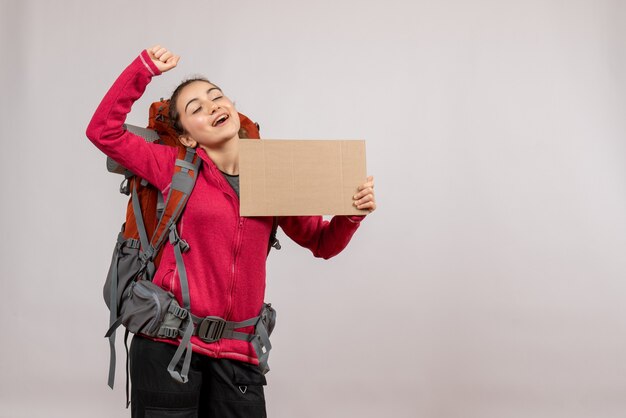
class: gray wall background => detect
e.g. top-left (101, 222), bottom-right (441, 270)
top-left (1, 0), bottom-right (625, 417)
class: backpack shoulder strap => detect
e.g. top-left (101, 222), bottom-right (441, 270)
top-left (155, 147), bottom-right (201, 383)
top-left (149, 147), bottom-right (202, 253)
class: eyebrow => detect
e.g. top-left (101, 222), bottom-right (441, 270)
top-left (184, 87), bottom-right (222, 113)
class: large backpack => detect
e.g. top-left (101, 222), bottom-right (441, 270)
top-left (103, 100), bottom-right (279, 402)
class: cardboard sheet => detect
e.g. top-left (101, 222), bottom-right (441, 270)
top-left (239, 139), bottom-right (367, 216)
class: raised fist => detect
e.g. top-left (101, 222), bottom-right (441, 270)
top-left (146, 45), bottom-right (180, 73)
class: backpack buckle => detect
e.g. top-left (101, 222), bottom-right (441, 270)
top-left (119, 177), bottom-right (131, 195)
top-left (197, 316), bottom-right (226, 343)
top-left (178, 239), bottom-right (190, 253)
top-left (270, 237), bottom-right (281, 250)
top-left (138, 248), bottom-right (155, 265)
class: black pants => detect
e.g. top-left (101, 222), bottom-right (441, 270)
top-left (130, 335), bottom-right (267, 418)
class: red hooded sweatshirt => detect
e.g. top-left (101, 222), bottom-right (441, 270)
top-left (86, 50), bottom-right (364, 365)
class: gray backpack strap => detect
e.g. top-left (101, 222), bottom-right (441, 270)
top-left (106, 231), bottom-right (125, 388)
top-left (250, 319), bottom-right (272, 374)
top-left (156, 191), bottom-right (165, 223)
top-left (124, 329), bottom-right (131, 408)
top-left (166, 225), bottom-right (194, 383)
top-left (149, 148), bottom-right (201, 251)
top-left (152, 148), bottom-right (201, 384)
top-left (131, 179), bottom-right (157, 279)
top-left (131, 179), bottom-right (158, 280)
top-left (190, 315), bottom-right (259, 342)
top-left (131, 180), bottom-right (150, 252)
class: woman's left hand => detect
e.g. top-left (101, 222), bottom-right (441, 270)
top-left (353, 176), bottom-right (376, 213)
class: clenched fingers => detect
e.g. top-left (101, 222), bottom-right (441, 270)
top-left (146, 45), bottom-right (180, 73)
top-left (353, 175), bottom-right (376, 212)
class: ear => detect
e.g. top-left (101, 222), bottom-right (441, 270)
top-left (178, 135), bottom-right (198, 148)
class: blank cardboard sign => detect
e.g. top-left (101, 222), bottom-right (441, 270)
top-left (239, 139), bottom-right (367, 216)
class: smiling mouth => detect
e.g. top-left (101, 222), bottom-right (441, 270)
top-left (212, 114), bottom-right (229, 127)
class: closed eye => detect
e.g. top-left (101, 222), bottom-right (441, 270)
top-left (192, 106), bottom-right (202, 114)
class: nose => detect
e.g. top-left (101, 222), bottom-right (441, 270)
top-left (208, 100), bottom-right (219, 114)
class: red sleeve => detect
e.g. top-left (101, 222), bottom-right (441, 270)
top-left (278, 215), bottom-right (364, 259)
top-left (85, 50), bottom-right (176, 191)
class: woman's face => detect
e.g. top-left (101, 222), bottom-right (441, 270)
top-left (176, 80), bottom-right (240, 149)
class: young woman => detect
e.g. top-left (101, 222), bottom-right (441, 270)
top-left (86, 45), bottom-right (376, 418)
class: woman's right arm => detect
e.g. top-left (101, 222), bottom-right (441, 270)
top-left (86, 46), bottom-right (180, 190)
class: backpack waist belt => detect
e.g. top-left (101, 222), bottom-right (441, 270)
top-left (189, 312), bottom-right (273, 373)
top-left (192, 314), bottom-right (258, 343)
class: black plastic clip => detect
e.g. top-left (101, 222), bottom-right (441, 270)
top-left (119, 177), bottom-right (130, 195)
top-left (197, 316), bottom-right (226, 343)
top-left (271, 237), bottom-right (281, 251)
